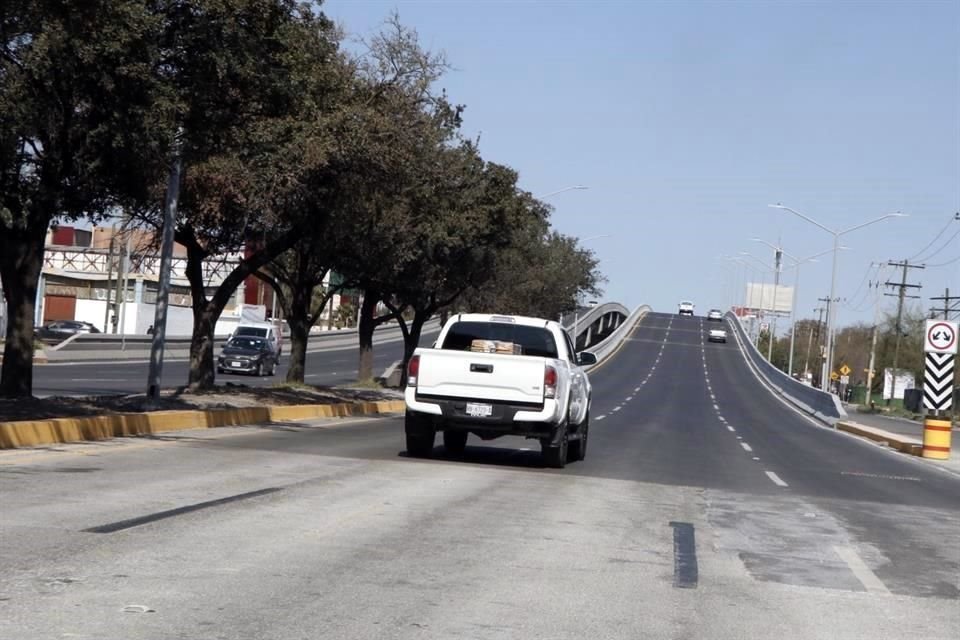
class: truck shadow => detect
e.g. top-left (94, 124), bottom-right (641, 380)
top-left (399, 444), bottom-right (570, 471)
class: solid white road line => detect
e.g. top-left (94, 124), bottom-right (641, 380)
top-left (741, 442), bottom-right (753, 452)
top-left (765, 471), bottom-right (788, 487)
top-left (833, 546), bottom-right (891, 595)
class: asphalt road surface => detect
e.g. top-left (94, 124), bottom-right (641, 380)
top-left (32, 327), bottom-right (440, 397)
top-left (1, 312), bottom-right (958, 639)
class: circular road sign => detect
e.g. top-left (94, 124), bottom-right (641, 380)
top-left (926, 321), bottom-right (958, 353)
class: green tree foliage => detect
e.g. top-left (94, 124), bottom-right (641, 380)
top-left (128, 0), bottom-right (342, 389)
top-left (0, 0), bottom-right (171, 397)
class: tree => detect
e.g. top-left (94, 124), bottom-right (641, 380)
top-left (253, 238), bottom-right (342, 384)
top-left (0, 1), bottom-right (172, 397)
top-left (127, 0), bottom-right (342, 389)
top-left (463, 215), bottom-right (606, 322)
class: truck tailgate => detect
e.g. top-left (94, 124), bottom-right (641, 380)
top-left (416, 350), bottom-right (547, 404)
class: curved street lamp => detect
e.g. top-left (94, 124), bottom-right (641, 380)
top-left (770, 203), bottom-right (906, 392)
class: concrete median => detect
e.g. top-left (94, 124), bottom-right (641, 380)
top-left (0, 400), bottom-right (406, 449)
top-left (835, 420), bottom-right (923, 456)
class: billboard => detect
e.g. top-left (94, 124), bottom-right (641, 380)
top-left (745, 283), bottom-right (793, 313)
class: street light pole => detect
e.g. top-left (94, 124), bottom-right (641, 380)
top-left (770, 204), bottom-right (906, 392)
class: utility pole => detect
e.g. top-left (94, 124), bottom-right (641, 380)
top-left (103, 233), bottom-right (115, 332)
top-left (147, 134), bottom-right (184, 403)
top-left (930, 287), bottom-right (956, 320)
top-left (864, 276), bottom-right (884, 407)
top-left (768, 247), bottom-right (783, 362)
top-left (815, 298), bottom-right (830, 387)
top-left (884, 260), bottom-right (924, 406)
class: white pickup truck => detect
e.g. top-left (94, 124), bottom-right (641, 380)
top-left (404, 313), bottom-right (597, 468)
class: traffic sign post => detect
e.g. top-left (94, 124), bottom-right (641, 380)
top-left (922, 319), bottom-right (957, 459)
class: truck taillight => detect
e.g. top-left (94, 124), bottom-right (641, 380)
top-left (407, 355), bottom-right (420, 387)
top-left (544, 365), bottom-right (558, 399)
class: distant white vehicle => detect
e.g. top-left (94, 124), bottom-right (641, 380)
top-left (678, 301), bottom-right (695, 316)
top-left (232, 320), bottom-right (283, 357)
top-left (708, 327), bottom-right (727, 343)
top-left (707, 309), bottom-right (723, 322)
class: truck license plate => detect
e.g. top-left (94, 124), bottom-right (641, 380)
top-left (465, 403), bottom-right (493, 417)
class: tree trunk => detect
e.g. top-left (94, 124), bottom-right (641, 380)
top-left (0, 224), bottom-right (47, 398)
top-left (188, 304), bottom-right (218, 390)
top-left (399, 308), bottom-right (431, 387)
top-left (357, 289), bottom-right (379, 381)
top-left (286, 317), bottom-right (309, 383)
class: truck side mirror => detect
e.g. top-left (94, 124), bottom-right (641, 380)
top-left (577, 352), bottom-right (597, 366)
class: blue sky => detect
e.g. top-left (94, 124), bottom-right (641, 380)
top-left (325, 0), bottom-right (959, 329)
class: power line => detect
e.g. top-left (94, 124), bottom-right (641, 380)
top-left (840, 262), bottom-right (877, 309)
top-left (924, 251), bottom-right (960, 268)
top-left (910, 211), bottom-right (960, 261)
top-left (916, 227), bottom-right (960, 263)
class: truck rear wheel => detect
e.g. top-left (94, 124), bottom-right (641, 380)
top-left (568, 414), bottom-right (589, 462)
top-left (443, 430), bottom-right (468, 456)
top-left (405, 411), bottom-right (435, 458)
top-left (542, 425), bottom-right (568, 469)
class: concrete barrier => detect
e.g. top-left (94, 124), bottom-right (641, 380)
top-left (727, 311), bottom-right (846, 424)
top-left (582, 305), bottom-right (652, 372)
top-left (0, 400), bottom-right (406, 449)
top-left (836, 420), bottom-right (923, 456)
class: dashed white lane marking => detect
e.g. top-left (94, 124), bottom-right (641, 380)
top-left (765, 471), bottom-right (788, 487)
top-left (634, 387), bottom-right (641, 393)
top-left (752, 456), bottom-right (760, 461)
top-left (718, 416), bottom-right (726, 422)
top-left (712, 404), bottom-right (719, 410)
top-left (727, 425), bottom-right (735, 432)
top-left (736, 436), bottom-right (742, 440)
top-left (612, 406), bottom-right (622, 412)
top-left (741, 442), bottom-right (753, 452)
top-left (625, 396), bottom-right (633, 402)
top-left (833, 546), bottom-right (891, 595)
top-left (596, 415), bottom-right (607, 421)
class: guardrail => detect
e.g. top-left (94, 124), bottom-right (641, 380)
top-left (726, 311), bottom-right (846, 424)
top-left (582, 304), bottom-right (651, 371)
top-left (562, 302), bottom-right (630, 350)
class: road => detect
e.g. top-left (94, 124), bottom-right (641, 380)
top-left (32, 327), bottom-right (440, 396)
top-left (1, 312), bottom-right (958, 639)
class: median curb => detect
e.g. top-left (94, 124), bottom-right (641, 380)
top-left (836, 420), bottom-right (923, 456)
top-left (0, 400), bottom-right (406, 450)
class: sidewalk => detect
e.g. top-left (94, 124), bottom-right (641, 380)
top-left (837, 404), bottom-right (960, 476)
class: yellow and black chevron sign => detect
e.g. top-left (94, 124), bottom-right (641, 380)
top-left (923, 352), bottom-right (955, 411)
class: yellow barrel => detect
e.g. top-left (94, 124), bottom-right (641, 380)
top-left (922, 417), bottom-right (952, 460)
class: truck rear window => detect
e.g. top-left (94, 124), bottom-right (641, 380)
top-left (440, 322), bottom-right (558, 359)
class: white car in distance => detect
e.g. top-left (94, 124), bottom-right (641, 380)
top-left (678, 301), bottom-right (695, 317)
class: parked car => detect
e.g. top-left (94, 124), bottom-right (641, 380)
top-left (217, 336), bottom-right (279, 376)
top-left (707, 309), bottom-right (723, 321)
top-left (35, 320), bottom-right (101, 343)
top-left (404, 313), bottom-right (595, 468)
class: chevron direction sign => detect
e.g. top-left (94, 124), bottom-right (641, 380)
top-left (924, 352), bottom-right (955, 411)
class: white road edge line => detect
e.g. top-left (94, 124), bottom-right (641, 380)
top-left (765, 471), bottom-right (788, 487)
top-left (833, 545), bottom-right (891, 595)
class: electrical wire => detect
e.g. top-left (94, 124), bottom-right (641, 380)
top-left (841, 262), bottom-right (882, 310)
top-left (915, 227), bottom-right (960, 264)
top-left (909, 211), bottom-right (958, 261)
top-left (924, 252), bottom-right (960, 268)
